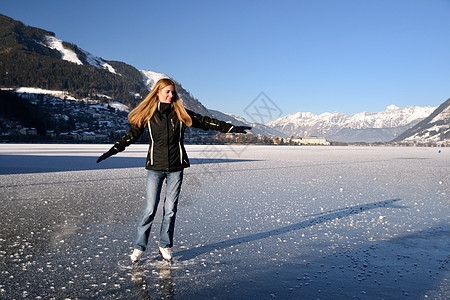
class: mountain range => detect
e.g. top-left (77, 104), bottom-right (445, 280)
top-left (266, 105), bottom-right (437, 143)
top-left (0, 14), bottom-right (448, 145)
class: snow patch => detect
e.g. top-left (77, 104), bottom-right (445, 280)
top-left (140, 70), bottom-right (169, 90)
top-left (12, 87), bottom-right (76, 100)
top-left (79, 48), bottom-right (117, 74)
top-left (110, 101), bottom-right (129, 112)
top-left (45, 36), bottom-right (82, 65)
top-left (430, 105), bottom-right (450, 123)
top-left (44, 35), bottom-right (117, 74)
top-left (96, 94), bottom-right (112, 99)
top-left (6, 87), bottom-right (129, 112)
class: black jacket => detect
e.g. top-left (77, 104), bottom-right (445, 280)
top-left (113, 103), bottom-right (235, 171)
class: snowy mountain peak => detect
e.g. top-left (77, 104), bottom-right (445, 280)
top-left (140, 70), bottom-right (169, 90)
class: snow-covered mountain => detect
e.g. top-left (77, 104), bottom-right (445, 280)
top-left (267, 105), bottom-right (436, 143)
top-left (37, 34), bottom-right (211, 116)
top-left (1, 13), bottom-right (212, 118)
top-left (392, 98), bottom-right (450, 145)
top-left (42, 35), bottom-right (210, 114)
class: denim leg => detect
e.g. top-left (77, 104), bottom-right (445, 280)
top-left (134, 170), bottom-right (165, 251)
top-left (159, 170), bottom-right (183, 248)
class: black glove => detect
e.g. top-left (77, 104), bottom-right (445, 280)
top-left (96, 146), bottom-right (119, 163)
top-left (229, 126), bottom-right (252, 133)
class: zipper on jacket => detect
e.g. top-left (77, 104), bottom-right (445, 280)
top-left (148, 120), bottom-right (154, 166)
top-left (179, 120), bottom-right (183, 164)
top-left (166, 115), bottom-right (171, 170)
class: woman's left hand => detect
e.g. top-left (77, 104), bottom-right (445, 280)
top-left (230, 126), bottom-right (252, 133)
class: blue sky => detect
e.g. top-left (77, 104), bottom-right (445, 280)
top-left (3, 0), bottom-right (450, 121)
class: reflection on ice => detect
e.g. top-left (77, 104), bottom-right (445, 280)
top-left (131, 264), bottom-right (174, 300)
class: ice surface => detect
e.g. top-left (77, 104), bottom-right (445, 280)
top-left (0, 144), bottom-right (448, 299)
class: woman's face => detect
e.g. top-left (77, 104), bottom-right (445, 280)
top-left (157, 84), bottom-right (175, 104)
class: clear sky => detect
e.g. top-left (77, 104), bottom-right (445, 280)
top-left (3, 0), bottom-right (450, 121)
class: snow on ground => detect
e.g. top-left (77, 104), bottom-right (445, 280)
top-left (4, 88), bottom-right (130, 112)
top-left (11, 87), bottom-right (76, 100)
top-left (110, 101), bottom-right (130, 112)
top-left (0, 144), bottom-right (448, 299)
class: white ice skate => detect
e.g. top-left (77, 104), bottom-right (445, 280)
top-left (159, 247), bottom-right (172, 261)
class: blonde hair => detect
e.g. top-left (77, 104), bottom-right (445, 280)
top-left (128, 78), bottom-right (192, 127)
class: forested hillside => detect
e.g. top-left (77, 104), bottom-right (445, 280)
top-left (0, 14), bottom-right (147, 108)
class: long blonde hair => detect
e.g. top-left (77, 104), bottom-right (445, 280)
top-left (128, 78), bottom-right (192, 127)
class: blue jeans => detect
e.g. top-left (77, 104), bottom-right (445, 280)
top-left (134, 169), bottom-right (183, 250)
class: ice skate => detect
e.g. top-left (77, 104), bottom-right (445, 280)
top-left (130, 248), bottom-right (144, 263)
top-left (159, 246), bottom-right (173, 261)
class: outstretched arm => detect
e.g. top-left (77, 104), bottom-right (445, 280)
top-left (96, 125), bottom-right (145, 163)
top-left (187, 110), bottom-right (251, 133)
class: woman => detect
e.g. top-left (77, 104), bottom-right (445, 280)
top-left (96, 78), bottom-right (251, 262)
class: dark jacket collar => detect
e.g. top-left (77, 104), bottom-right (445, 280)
top-left (158, 102), bottom-right (173, 115)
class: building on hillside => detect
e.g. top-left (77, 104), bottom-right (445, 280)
top-left (19, 128), bottom-right (38, 136)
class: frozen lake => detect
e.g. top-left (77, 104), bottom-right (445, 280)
top-left (0, 144), bottom-right (448, 299)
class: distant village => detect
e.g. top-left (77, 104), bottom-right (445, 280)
top-left (0, 92), bottom-right (332, 146)
top-left (3, 91), bottom-right (446, 147)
